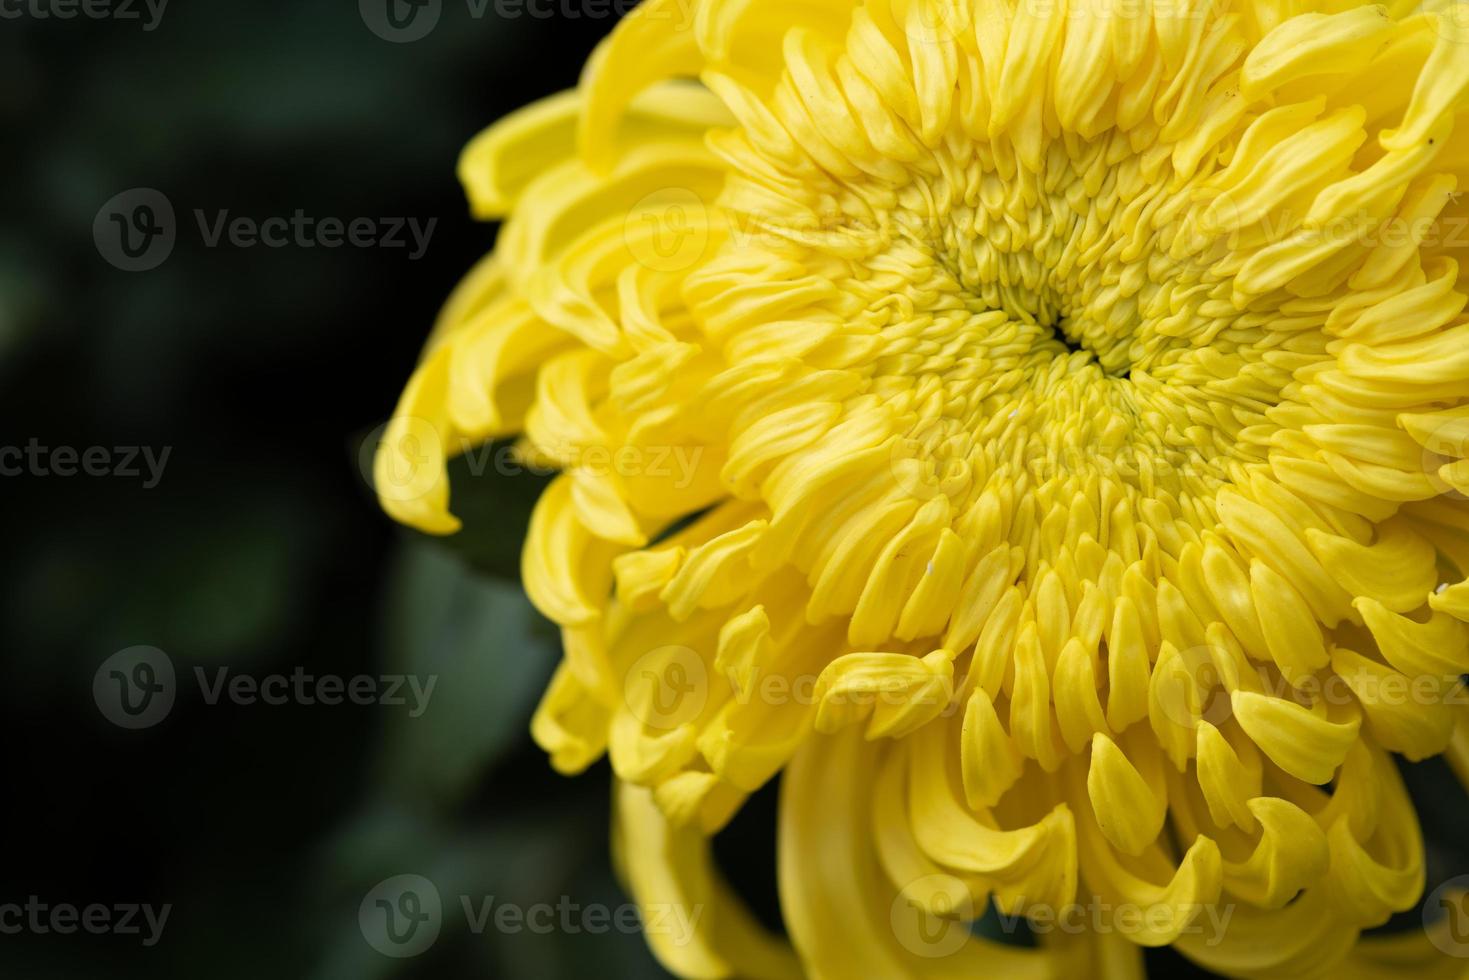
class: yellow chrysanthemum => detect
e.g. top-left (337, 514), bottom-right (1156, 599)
top-left (376, 0), bottom-right (1469, 975)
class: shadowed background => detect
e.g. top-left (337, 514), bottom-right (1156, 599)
top-left (1, 1), bottom-right (1461, 976)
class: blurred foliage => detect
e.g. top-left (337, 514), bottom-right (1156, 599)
top-left (376, 540), bottom-right (558, 805)
top-left (0, 2), bottom-right (672, 977)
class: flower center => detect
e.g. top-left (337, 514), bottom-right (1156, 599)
top-left (1050, 317), bottom-right (1105, 368)
top-left (696, 96), bottom-right (1330, 535)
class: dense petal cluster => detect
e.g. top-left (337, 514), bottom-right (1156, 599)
top-left (376, 0), bottom-right (1469, 976)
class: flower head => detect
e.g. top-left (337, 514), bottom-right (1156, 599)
top-left (377, 0), bottom-right (1469, 974)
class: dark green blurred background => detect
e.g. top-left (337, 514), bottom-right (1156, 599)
top-left (0, 2), bottom-right (693, 976)
top-left (2, 2), bottom-right (1463, 977)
